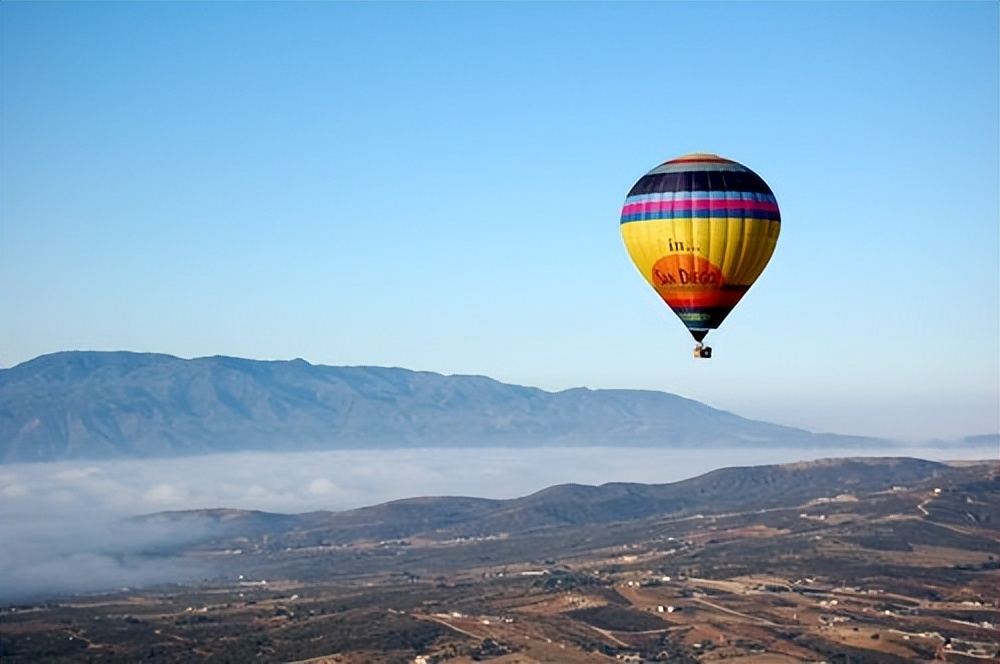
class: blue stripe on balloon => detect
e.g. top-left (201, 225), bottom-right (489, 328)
top-left (625, 191), bottom-right (777, 203)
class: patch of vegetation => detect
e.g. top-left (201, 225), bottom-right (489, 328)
top-left (566, 604), bottom-right (667, 631)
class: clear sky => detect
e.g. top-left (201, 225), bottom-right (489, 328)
top-left (1, 2), bottom-right (997, 442)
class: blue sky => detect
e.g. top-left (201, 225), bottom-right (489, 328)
top-left (2, 2), bottom-right (997, 441)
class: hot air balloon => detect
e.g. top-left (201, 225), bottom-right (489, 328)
top-left (620, 153), bottom-right (780, 358)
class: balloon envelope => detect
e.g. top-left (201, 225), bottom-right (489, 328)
top-left (620, 153), bottom-right (780, 342)
top-left (621, 153), bottom-right (781, 341)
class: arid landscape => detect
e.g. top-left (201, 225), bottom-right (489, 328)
top-left (4, 3), bottom-right (998, 663)
top-left (2, 457), bottom-right (997, 663)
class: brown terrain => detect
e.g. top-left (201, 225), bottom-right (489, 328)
top-left (1, 457), bottom-right (997, 663)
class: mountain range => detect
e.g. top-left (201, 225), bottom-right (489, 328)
top-left (0, 351), bottom-right (899, 463)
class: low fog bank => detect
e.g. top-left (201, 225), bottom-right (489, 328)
top-left (0, 514), bottom-right (220, 603)
top-left (2, 445), bottom-right (995, 603)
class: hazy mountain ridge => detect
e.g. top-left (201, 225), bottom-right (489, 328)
top-left (3, 351), bottom-right (889, 463)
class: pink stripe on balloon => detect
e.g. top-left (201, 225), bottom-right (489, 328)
top-left (622, 199), bottom-right (779, 215)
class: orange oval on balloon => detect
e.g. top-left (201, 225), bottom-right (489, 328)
top-left (651, 254), bottom-right (745, 310)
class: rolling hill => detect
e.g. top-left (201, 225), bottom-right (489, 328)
top-left (144, 456), bottom-right (966, 548)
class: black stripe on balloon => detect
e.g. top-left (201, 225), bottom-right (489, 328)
top-left (628, 170), bottom-right (774, 197)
